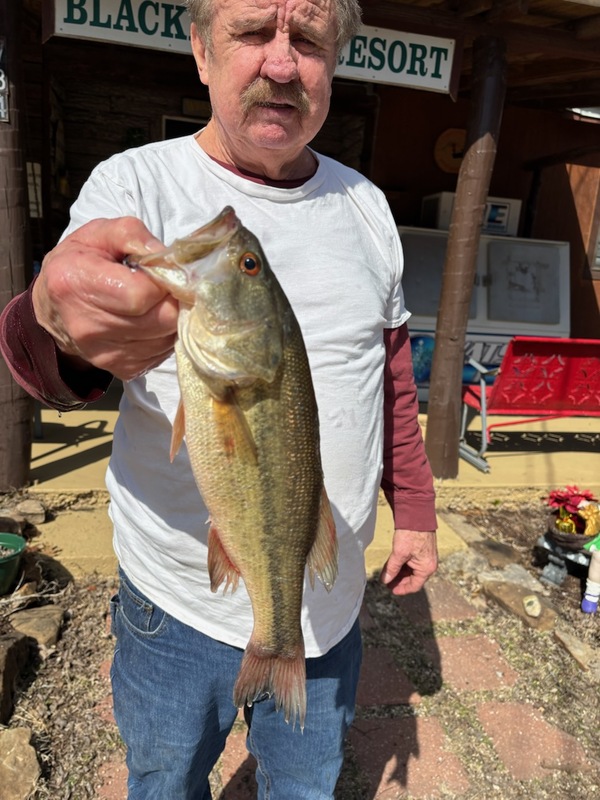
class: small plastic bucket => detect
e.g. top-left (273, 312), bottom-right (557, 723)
top-left (0, 533), bottom-right (27, 595)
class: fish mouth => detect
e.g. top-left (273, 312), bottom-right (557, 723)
top-left (174, 207), bottom-right (240, 264)
top-left (130, 207), bottom-right (241, 301)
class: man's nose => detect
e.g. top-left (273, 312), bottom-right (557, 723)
top-left (260, 32), bottom-right (300, 83)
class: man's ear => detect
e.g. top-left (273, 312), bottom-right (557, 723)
top-left (191, 23), bottom-right (209, 85)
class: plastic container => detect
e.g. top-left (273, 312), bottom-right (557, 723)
top-left (0, 533), bottom-right (27, 595)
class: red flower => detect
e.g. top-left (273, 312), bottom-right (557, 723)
top-left (547, 485), bottom-right (597, 515)
top-left (547, 486), bottom-right (598, 533)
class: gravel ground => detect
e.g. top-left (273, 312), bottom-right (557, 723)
top-left (3, 502), bottom-right (599, 799)
top-left (5, 575), bottom-right (121, 800)
top-left (459, 504), bottom-right (600, 650)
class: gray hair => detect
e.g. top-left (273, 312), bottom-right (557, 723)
top-left (184, 0), bottom-right (362, 55)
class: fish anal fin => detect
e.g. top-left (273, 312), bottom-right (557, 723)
top-left (233, 638), bottom-right (307, 731)
top-left (212, 394), bottom-right (258, 464)
top-left (207, 524), bottom-right (241, 594)
top-left (307, 487), bottom-right (338, 592)
top-left (170, 399), bottom-right (186, 462)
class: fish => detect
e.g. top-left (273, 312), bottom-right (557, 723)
top-left (128, 207), bottom-right (338, 729)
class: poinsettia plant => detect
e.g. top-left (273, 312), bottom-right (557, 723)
top-left (547, 485), bottom-right (598, 534)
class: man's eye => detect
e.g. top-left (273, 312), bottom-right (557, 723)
top-left (239, 30), bottom-right (267, 41)
top-left (293, 36), bottom-right (321, 51)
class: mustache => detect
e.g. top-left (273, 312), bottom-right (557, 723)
top-left (240, 79), bottom-right (310, 116)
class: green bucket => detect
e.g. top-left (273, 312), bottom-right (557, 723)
top-left (0, 533), bottom-right (27, 595)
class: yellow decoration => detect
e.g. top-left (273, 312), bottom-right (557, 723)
top-left (556, 516), bottom-right (577, 534)
top-left (577, 504), bottom-right (600, 537)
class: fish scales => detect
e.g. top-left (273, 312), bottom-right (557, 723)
top-left (131, 207), bottom-right (338, 729)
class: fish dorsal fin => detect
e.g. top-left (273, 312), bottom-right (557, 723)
top-left (307, 487), bottom-right (338, 592)
top-left (207, 523), bottom-right (241, 594)
top-left (212, 392), bottom-right (258, 465)
top-left (170, 398), bottom-right (186, 462)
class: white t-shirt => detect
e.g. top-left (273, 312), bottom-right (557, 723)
top-left (64, 135), bottom-right (409, 656)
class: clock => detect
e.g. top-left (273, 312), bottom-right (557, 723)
top-left (434, 128), bottom-right (467, 174)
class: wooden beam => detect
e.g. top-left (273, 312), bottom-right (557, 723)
top-left (573, 14), bottom-right (600, 39)
top-left (362, 1), bottom-right (600, 62)
top-left (523, 144), bottom-right (600, 171)
top-left (424, 36), bottom-right (507, 479)
top-left (562, 0), bottom-right (600, 7)
top-left (508, 76), bottom-right (600, 103)
top-left (506, 59), bottom-right (600, 89)
top-left (485, 0), bottom-right (529, 24)
top-left (456, 0), bottom-right (493, 17)
top-left (0, 1), bottom-right (34, 490)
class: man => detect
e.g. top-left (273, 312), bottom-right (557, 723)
top-left (1, 0), bottom-right (437, 796)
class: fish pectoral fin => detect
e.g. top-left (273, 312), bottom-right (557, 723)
top-left (170, 399), bottom-right (186, 462)
top-left (207, 524), bottom-right (241, 594)
top-left (307, 487), bottom-right (338, 593)
top-left (212, 393), bottom-right (258, 464)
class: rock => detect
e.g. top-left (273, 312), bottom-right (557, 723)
top-left (554, 628), bottom-right (600, 679)
top-left (480, 563), bottom-right (548, 594)
top-left (0, 514), bottom-right (26, 535)
top-left (0, 727), bottom-right (41, 800)
top-left (15, 499), bottom-right (46, 527)
top-left (0, 631), bottom-right (30, 724)
top-left (523, 594), bottom-right (542, 618)
top-left (443, 549), bottom-right (489, 578)
top-left (472, 538), bottom-right (521, 568)
top-left (21, 553), bottom-right (42, 587)
top-left (9, 605), bottom-right (65, 649)
top-left (483, 581), bottom-right (557, 632)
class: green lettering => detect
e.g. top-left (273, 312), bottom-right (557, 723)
top-left (64, 0), bottom-right (87, 24)
top-left (345, 36), bottom-right (367, 69)
top-left (367, 37), bottom-right (385, 71)
top-left (90, 0), bottom-right (111, 28)
top-left (139, 1), bottom-right (159, 35)
top-left (114, 0), bottom-right (138, 32)
top-left (161, 4), bottom-right (187, 40)
top-left (387, 40), bottom-right (407, 74)
top-left (407, 43), bottom-right (427, 76)
top-left (429, 46), bottom-right (449, 79)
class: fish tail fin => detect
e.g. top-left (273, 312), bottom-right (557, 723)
top-left (307, 487), bottom-right (338, 592)
top-left (233, 640), bottom-right (307, 731)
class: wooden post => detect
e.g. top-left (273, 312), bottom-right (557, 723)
top-left (424, 36), bottom-right (507, 479)
top-left (0, 1), bottom-right (33, 491)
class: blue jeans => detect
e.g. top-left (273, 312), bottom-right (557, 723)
top-left (110, 569), bottom-right (362, 799)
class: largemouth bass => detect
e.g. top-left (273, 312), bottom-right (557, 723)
top-left (129, 207), bottom-right (337, 729)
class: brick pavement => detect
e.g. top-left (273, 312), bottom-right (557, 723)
top-left (94, 575), bottom-right (597, 799)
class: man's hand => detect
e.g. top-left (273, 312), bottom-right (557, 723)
top-left (380, 529), bottom-right (438, 596)
top-left (32, 217), bottom-right (179, 381)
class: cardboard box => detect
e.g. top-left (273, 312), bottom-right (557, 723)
top-left (421, 192), bottom-right (522, 236)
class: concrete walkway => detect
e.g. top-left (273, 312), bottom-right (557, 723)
top-left (28, 383), bottom-right (600, 579)
top-left (25, 385), bottom-right (600, 798)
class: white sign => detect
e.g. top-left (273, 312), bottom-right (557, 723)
top-left (336, 25), bottom-right (455, 93)
top-left (51, 0), bottom-right (192, 53)
top-left (50, 4), bottom-right (456, 94)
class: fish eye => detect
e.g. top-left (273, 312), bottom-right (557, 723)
top-left (239, 252), bottom-right (261, 276)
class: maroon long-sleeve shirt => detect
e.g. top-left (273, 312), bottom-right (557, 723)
top-left (0, 282), bottom-right (436, 530)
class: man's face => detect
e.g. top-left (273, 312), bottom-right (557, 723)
top-left (191, 0), bottom-right (338, 168)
